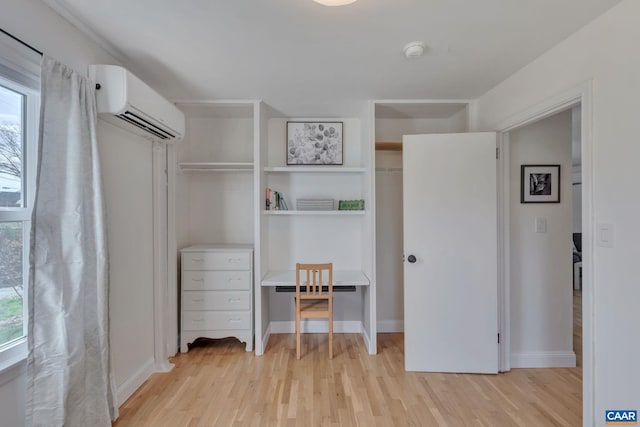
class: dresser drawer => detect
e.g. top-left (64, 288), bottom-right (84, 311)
top-left (183, 311), bottom-right (251, 331)
top-left (182, 271), bottom-right (250, 290)
top-left (182, 291), bottom-right (250, 311)
top-left (182, 252), bottom-right (251, 271)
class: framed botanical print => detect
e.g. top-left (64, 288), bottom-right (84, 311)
top-left (286, 121), bottom-right (343, 165)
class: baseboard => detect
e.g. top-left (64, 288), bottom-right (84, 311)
top-left (377, 319), bottom-right (404, 333)
top-left (154, 360), bottom-right (174, 373)
top-left (510, 351), bottom-right (576, 368)
top-left (269, 320), bottom-right (362, 334)
top-left (117, 358), bottom-right (155, 406)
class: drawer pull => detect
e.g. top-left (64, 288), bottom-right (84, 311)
top-left (227, 298), bottom-right (241, 303)
top-left (192, 258), bottom-right (204, 262)
top-left (192, 298), bottom-right (205, 302)
top-left (192, 319), bottom-right (204, 322)
top-left (228, 318), bottom-right (242, 323)
top-left (192, 277), bottom-right (204, 282)
top-left (227, 277), bottom-right (242, 282)
top-left (227, 258), bottom-right (242, 263)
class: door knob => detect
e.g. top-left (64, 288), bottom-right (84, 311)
top-left (407, 255), bottom-right (417, 263)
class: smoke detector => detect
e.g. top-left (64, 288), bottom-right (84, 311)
top-left (403, 41), bottom-right (426, 59)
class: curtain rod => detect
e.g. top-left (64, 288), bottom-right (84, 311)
top-left (0, 28), bottom-right (43, 56)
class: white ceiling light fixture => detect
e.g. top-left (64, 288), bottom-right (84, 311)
top-left (312, 0), bottom-right (358, 6)
top-left (403, 41), bottom-right (426, 59)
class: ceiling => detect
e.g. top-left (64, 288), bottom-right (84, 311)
top-left (45, 0), bottom-right (620, 117)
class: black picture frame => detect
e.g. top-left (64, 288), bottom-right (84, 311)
top-left (521, 164), bottom-right (561, 203)
top-left (286, 121), bottom-right (343, 165)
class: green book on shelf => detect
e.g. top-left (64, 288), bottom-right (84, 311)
top-left (338, 199), bottom-right (365, 210)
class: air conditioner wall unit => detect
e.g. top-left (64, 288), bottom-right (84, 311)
top-left (88, 64), bottom-right (185, 142)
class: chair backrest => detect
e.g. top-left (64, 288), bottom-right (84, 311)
top-left (295, 263), bottom-right (333, 298)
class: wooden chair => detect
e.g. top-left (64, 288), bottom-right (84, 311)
top-left (295, 263), bottom-right (333, 359)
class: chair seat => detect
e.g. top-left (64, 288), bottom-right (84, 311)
top-left (299, 299), bottom-right (329, 318)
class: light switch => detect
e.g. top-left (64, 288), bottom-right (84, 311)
top-left (535, 217), bottom-right (547, 233)
top-left (597, 223), bottom-right (614, 248)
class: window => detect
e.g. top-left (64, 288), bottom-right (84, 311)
top-left (0, 70), bottom-right (38, 365)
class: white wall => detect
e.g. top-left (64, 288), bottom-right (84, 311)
top-left (98, 122), bottom-right (156, 403)
top-left (375, 118), bottom-right (454, 141)
top-left (375, 151), bottom-right (403, 332)
top-left (176, 117), bottom-right (255, 247)
top-left (0, 1), bottom-right (158, 424)
top-left (473, 0), bottom-right (640, 417)
top-left (508, 110), bottom-right (574, 367)
top-left (0, 364), bottom-right (26, 427)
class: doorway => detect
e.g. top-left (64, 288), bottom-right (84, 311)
top-left (496, 83), bottom-right (594, 423)
top-left (504, 107), bottom-right (579, 369)
top-left (373, 101), bottom-right (470, 337)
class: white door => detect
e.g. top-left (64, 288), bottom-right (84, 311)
top-left (403, 132), bottom-right (498, 373)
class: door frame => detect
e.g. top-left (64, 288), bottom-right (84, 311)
top-left (151, 142), bottom-right (177, 372)
top-left (494, 81), bottom-right (594, 425)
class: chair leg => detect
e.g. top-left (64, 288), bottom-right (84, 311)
top-left (328, 313), bottom-right (333, 360)
top-left (296, 312), bottom-right (301, 360)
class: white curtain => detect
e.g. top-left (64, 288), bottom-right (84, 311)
top-left (25, 56), bottom-right (118, 426)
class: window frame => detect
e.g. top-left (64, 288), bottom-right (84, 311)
top-left (0, 46), bottom-right (39, 373)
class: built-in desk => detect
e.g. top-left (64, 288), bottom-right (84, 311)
top-left (259, 270), bottom-right (371, 352)
top-left (261, 270), bottom-right (370, 287)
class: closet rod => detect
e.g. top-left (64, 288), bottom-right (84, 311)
top-left (0, 28), bottom-right (43, 56)
top-left (375, 142), bottom-right (402, 151)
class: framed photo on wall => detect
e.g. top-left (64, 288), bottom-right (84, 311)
top-left (286, 121), bottom-right (343, 165)
top-left (521, 164), bottom-right (561, 203)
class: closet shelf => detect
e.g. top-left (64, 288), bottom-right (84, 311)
top-left (179, 162), bottom-right (254, 172)
top-left (264, 166), bottom-right (366, 173)
top-left (263, 210), bottom-right (365, 216)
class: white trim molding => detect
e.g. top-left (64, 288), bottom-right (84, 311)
top-left (0, 345), bottom-right (26, 387)
top-left (152, 142), bottom-right (174, 374)
top-left (376, 320), bottom-right (404, 333)
top-left (259, 322), bottom-right (272, 355)
top-left (361, 323), bottom-right (371, 354)
top-left (511, 351), bottom-right (576, 368)
top-left (116, 358), bottom-right (155, 407)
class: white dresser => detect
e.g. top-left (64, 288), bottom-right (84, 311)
top-left (180, 244), bottom-right (253, 352)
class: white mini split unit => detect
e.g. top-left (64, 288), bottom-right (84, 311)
top-left (88, 64), bottom-right (185, 142)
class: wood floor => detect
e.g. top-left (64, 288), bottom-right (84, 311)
top-left (114, 293), bottom-right (582, 427)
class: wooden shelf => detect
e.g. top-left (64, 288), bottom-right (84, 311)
top-left (263, 210), bottom-right (365, 216)
top-left (264, 166), bottom-right (366, 173)
top-left (179, 162), bottom-right (253, 172)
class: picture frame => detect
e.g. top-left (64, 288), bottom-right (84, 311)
top-left (286, 121), bottom-right (343, 165)
top-left (521, 164), bottom-right (561, 203)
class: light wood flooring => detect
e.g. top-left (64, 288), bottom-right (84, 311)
top-left (114, 293), bottom-right (582, 426)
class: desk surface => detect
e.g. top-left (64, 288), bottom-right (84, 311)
top-left (261, 270), bottom-right (370, 286)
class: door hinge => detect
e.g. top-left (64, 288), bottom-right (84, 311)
top-left (496, 148), bottom-right (500, 159)
top-left (498, 333), bottom-right (500, 344)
